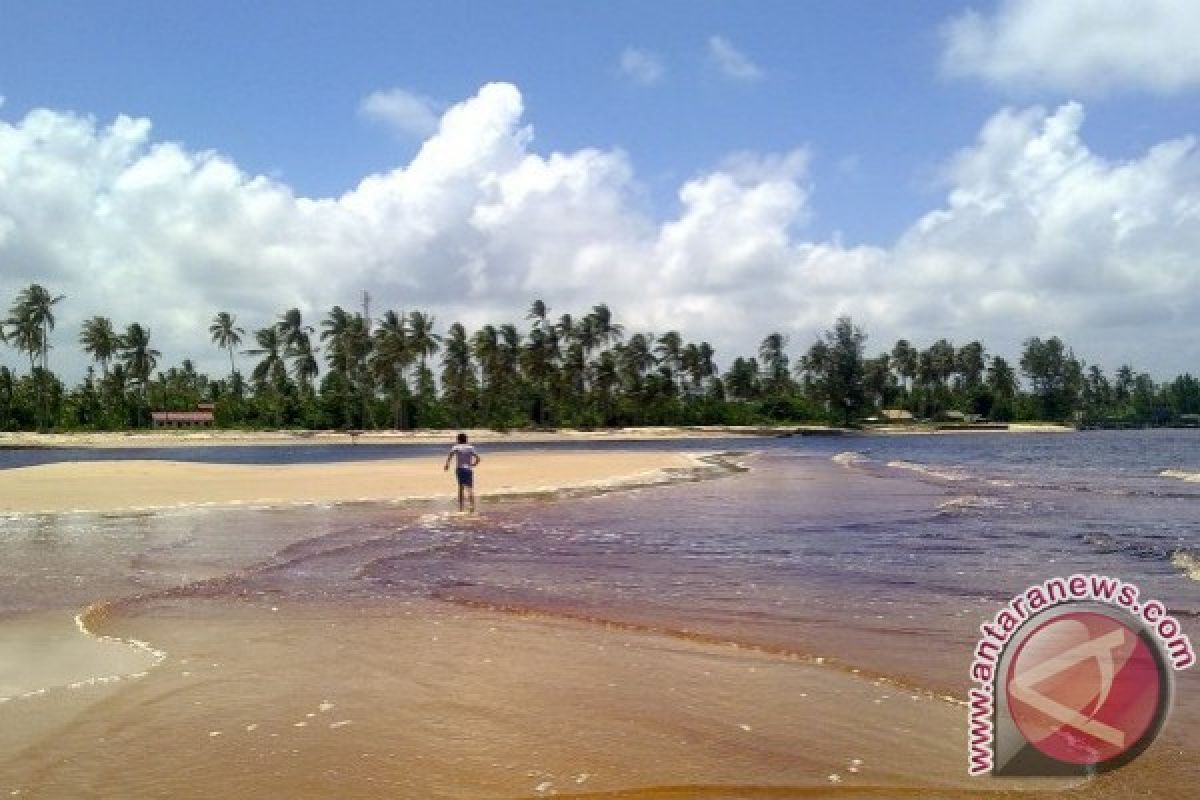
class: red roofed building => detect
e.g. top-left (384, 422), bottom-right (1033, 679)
top-left (151, 404), bottom-right (215, 428)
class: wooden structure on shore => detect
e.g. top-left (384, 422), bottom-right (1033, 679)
top-left (150, 404), bottom-right (215, 429)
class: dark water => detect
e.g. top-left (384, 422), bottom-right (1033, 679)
top-left (4, 431), bottom-right (1199, 697)
top-left (355, 431), bottom-right (1200, 691)
top-left (0, 437), bottom-right (756, 470)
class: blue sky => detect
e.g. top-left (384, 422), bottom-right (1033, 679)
top-left (1, 1), bottom-right (1199, 378)
top-left (5, 0), bottom-right (1185, 240)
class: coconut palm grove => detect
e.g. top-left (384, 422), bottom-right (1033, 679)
top-left (1, 283), bottom-right (1198, 432)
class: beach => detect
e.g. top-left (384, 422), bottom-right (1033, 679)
top-left (0, 427), bottom-right (800, 450)
top-left (0, 450), bottom-right (701, 514)
top-left (1, 431), bottom-right (1197, 797)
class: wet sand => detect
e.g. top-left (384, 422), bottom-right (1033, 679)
top-left (3, 598), bottom-right (1077, 798)
top-left (0, 451), bottom-right (701, 514)
top-left (1, 441), bottom-right (1190, 797)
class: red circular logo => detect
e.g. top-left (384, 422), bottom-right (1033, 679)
top-left (1005, 610), bottom-right (1166, 766)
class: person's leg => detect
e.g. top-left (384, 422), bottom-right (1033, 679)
top-left (467, 485), bottom-right (475, 512)
top-left (457, 482), bottom-right (465, 511)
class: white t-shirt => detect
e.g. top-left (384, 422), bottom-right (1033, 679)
top-left (450, 444), bottom-right (477, 469)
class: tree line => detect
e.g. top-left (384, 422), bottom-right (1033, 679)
top-left (2, 283), bottom-right (1198, 432)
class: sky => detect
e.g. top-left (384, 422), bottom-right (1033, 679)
top-left (1, 0), bottom-right (1199, 381)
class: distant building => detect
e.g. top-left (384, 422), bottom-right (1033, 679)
top-left (882, 409), bottom-right (915, 421)
top-left (940, 410), bottom-right (985, 423)
top-left (151, 404), bottom-right (215, 428)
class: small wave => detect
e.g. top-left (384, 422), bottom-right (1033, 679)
top-left (1172, 550), bottom-right (1200, 582)
top-left (1161, 469), bottom-right (1200, 483)
top-left (0, 604), bottom-right (167, 705)
top-left (76, 601), bottom-right (168, 667)
top-left (831, 451), bottom-right (869, 467)
top-left (936, 495), bottom-right (1004, 513)
top-left (886, 460), bottom-right (969, 482)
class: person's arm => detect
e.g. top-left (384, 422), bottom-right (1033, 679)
top-left (471, 451), bottom-right (481, 467)
top-left (444, 448), bottom-right (454, 471)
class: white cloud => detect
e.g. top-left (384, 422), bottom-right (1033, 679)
top-left (942, 0), bottom-right (1200, 94)
top-left (618, 47), bottom-right (665, 86)
top-left (0, 84), bottom-right (1199, 384)
top-left (359, 87), bottom-right (441, 138)
top-left (707, 35), bottom-right (764, 81)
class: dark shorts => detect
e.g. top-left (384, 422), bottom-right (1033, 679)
top-left (455, 467), bottom-right (474, 488)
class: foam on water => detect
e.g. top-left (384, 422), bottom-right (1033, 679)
top-left (1162, 468), bottom-right (1200, 483)
top-left (831, 451), bottom-right (867, 467)
top-left (885, 460), bottom-right (970, 482)
top-left (0, 605), bottom-right (166, 705)
top-left (1172, 549), bottom-right (1200, 582)
top-left (935, 495), bottom-right (1005, 513)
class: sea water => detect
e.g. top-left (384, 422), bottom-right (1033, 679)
top-left (1, 430), bottom-right (1198, 796)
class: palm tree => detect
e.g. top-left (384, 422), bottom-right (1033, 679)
top-left (7, 284), bottom-right (64, 429)
top-left (277, 308), bottom-right (317, 390)
top-left (555, 314), bottom-right (575, 350)
top-left (276, 308), bottom-right (313, 349)
top-left (321, 307), bottom-right (373, 427)
top-left (120, 323), bottom-right (161, 426)
top-left (244, 327), bottom-right (288, 387)
top-left (526, 299), bottom-right (549, 329)
top-left (209, 312), bottom-right (245, 378)
top-left (14, 284), bottom-right (65, 372)
top-left (372, 310), bottom-right (413, 427)
top-left (290, 335), bottom-right (320, 391)
top-left (759, 332), bottom-right (790, 395)
top-left (576, 316), bottom-right (599, 357)
top-left (624, 333), bottom-right (657, 377)
top-left (498, 324), bottom-right (521, 374)
top-left (406, 311), bottom-right (440, 373)
top-left (588, 303), bottom-right (624, 347)
top-left (655, 331), bottom-right (683, 387)
top-left (472, 325), bottom-right (501, 420)
top-left (80, 316), bottom-right (121, 376)
top-left (682, 342), bottom-right (715, 391)
top-left (121, 324), bottom-right (160, 384)
top-left (243, 326), bottom-right (289, 427)
top-left (440, 323), bottom-right (476, 423)
top-left (3, 304), bottom-right (41, 375)
top-left (321, 306), bottom-right (356, 377)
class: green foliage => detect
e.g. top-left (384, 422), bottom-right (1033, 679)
top-left (2, 285), bottom-right (1198, 431)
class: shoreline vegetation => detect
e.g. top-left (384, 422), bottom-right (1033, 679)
top-left (0, 422), bottom-right (1078, 450)
top-left (2, 286), bottom-right (1197, 435)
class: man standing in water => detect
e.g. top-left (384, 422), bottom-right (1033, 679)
top-left (443, 432), bottom-right (481, 512)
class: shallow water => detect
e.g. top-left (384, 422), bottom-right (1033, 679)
top-left (1, 430), bottom-right (1198, 796)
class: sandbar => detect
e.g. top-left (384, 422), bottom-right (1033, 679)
top-left (0, 450), bottom-right (703, 514)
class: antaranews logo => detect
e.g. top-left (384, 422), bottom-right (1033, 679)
top-left (968, 574), bottom-right (1195, 777)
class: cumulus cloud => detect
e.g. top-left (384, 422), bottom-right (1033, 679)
top-left (0, 83), bottom-right (1198, 383)
top-left (942, 0), bottom-right (1200, 94)
top-left (707, 35), bottom-right (764, 81)
top-left (359, 87), bottom-right (441, 138)
top-left (889, 102), bottom-right (1200, 364)
top-left (618, 47), bottom-right (665, 86)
